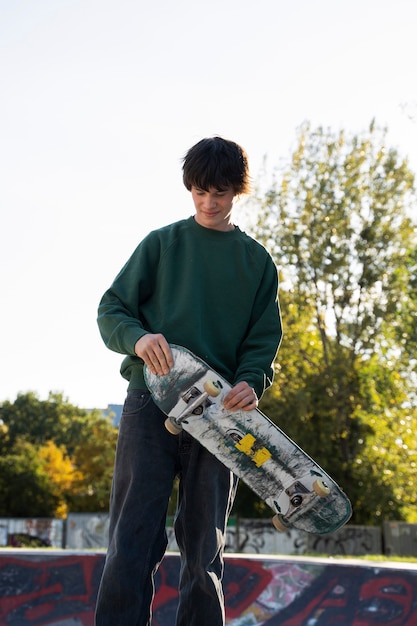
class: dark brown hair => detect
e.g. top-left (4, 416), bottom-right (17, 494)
top-left (182, 136), bottom-right (250, 194)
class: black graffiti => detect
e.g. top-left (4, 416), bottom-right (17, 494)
top-left (310, 526), bottom-right (382, 556)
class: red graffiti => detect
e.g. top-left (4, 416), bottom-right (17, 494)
top-left (356, 575), bottom-right (416, 626)
top-left (0, 554), bottom-right (103, 625)
top-left (0, 554), bottom-right (270, 626)
top-left (1, 553), bottom-right (417, 626)
top-left (275, 567), bottom-right (417, 626)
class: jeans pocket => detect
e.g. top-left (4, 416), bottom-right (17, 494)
top-left (122, 390), bottom-right (152, 417)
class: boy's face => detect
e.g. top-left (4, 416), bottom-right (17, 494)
top-left (191, 186), bottom-right (236, 232)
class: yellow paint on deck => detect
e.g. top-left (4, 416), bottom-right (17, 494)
top-left (235, 433), bottom-right (272, 467)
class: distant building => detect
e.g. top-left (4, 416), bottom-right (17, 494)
top-left (103, 404), bottom-right (123, 427)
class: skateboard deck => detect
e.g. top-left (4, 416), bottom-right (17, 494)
top-left (144, 345), bottom-right (352, 535)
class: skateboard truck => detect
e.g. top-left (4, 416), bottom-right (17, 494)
top-left (165, 380), bottom-right (223, 435)
top-left (272, 478), bottom-right (331, 531)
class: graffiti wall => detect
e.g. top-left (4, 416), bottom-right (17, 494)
top-left (0, 520), bottom-right (63, 549)
top-left (63, 514), bottom-right (382, 556)
top-left (1, 550), bottom-right (417, 626)
top-left (65, 514), bottom-right (109, 550)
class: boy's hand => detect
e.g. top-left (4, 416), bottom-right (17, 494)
top-left (223, 381), bottom-right (258, 412)
top-left (134, 334), bottom-right (174, 376)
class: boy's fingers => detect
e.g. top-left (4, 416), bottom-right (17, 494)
top-left (223, 382), bottom-right (258, 412)
top-left (135, 334), bottom-right (173, 375)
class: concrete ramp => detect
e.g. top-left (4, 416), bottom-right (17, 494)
top-left (0, 550), bottom-right (416, 625)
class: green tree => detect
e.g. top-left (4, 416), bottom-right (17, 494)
top-left (0, 393), bottom-right (117, 517)
top-left (243, 120), bottom-right (417, 524)
top-left (0, 439), bottom-right (60, 517)
top-left (68, 413), bottom-right (118, 512)
top-left (0, 391), bottom-right (92, 454)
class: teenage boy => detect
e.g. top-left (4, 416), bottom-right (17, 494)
top-left (95, 136), bottom-right (282, 626)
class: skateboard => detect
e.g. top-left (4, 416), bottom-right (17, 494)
top-left (144, 345), bottom-right (352, 535)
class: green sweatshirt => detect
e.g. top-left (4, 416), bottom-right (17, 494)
top-left (97, 216), bottom-right (282, 399)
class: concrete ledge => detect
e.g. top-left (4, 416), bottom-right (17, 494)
top-left (1, 549), bottom-right (416, 625)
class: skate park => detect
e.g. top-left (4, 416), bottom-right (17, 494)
top-left (1, 514), bottom-right (417, 625)
top-left (1, 548), bottom-right (417, 625)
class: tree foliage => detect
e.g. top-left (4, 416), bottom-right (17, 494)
top-left (244, 121), bottom-right (417, 524)
top-left (0, 438), bottom-right (61, 517)
top-left (0, 392), bottom-right (117, 517)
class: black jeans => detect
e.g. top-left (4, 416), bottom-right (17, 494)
top-left (95, 390), bottom-right (238, 626)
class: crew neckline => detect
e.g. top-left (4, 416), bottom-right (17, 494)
top-left (189, 216), bottom-right (240, 237)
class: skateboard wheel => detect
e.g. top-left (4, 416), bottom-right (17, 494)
top-left (313, 478), bottom-right (331, 497)
top-left (272, 514), bottom-right (289, 532)
top-left (165, 417), bottom-right (182, 435)
top-left (203, 380), bottom-right (222, 397)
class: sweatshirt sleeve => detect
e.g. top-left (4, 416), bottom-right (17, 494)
top-left (233, 256), bottom-right (282, 399)
top-left (97, 235), bottom-right (158, 355)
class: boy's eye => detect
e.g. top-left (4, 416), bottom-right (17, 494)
top-left (194, 187), bottom-right (229, 197)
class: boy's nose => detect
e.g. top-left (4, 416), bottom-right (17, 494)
top-left (204, 195), bottom-right (216, 209)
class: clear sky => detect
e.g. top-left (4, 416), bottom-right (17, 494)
top-left (1, 0), bottom-right (416, 409)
